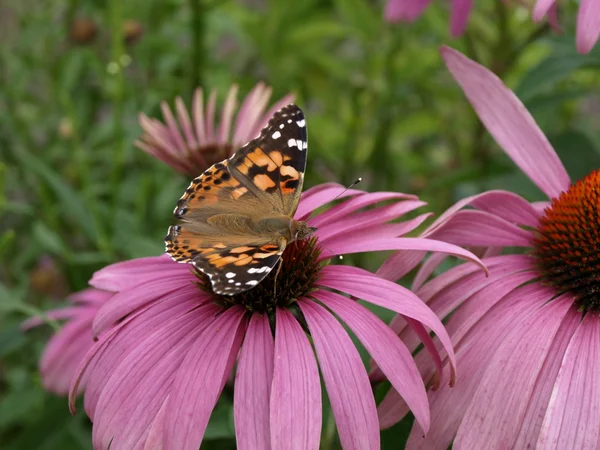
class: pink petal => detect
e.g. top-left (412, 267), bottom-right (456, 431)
top-left (314, 290), bottom-right (430, 433)
top-left (270, 309), bottom-right (321, 450)
top-left (450, 0), bottom-right (473, 37)
top-left (576, 0), bottom-right (600, 54)
top-left (21, 307), bottom-right (81, 330)
top-left (318, 237), bottom-right (487, 275)
top-left (405, 282), bottom-right (554, 448)
top-left (424, 190), bottom-right (542, 238)
top-left (92, 274), bottom-right (201, 336)
top-left (296, 184), bottom-right (364, 220)
top-left (175, 96), bottom-right (198, 150)
top-left (412, 252), bottom-right (449, 290)
top-left (376, 250), bottom-right (427, 284)
top-left (319, 265), bottom-right (457, 383)
top-left (513, 306), bottom-right (581, 448)
top-left (310, 192), bottom-right (417, 228)
top-left (427, 210), bottom-right (534, 247)
top-left (232, 83), bottom-right (263, 144)
top-left (160, 101), bottom-right (187, 154)
top-left (76, 292), bottom-right (202, 418)
top-left (234, 314), bottom-right (274, 450)
top-left (533, 0), bottom-right (557, 21)
top-left (92, 303), bottom-right (221, 449)
top-left (300, 300), bottom-right (379, 450)
top-left (192, 88), bottom-right (207, 144)
top-left (70, 288), bottom-right (113, 305)
top-left (217, 85), bottom-right (238, 143)
top-left (384, 0), bottom-right (432, 22)
top-left (205, 89), bottom-right (217, 142)
top-left (90, 255), bottom-right (186, 292)
top-left (537, 313), bottom-right (600, 449)
top-left (165, 306), bottom-right (246, 450)
top-left (441, 46), bottom-right (571, 199)
top-left (454, 295), bottom-right (573, 449)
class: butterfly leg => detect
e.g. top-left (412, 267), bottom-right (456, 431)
top-left (272, 237), bottom-right (288, 297)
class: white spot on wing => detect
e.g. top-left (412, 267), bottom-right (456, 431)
top-left (296, 119), bottom-right (305, 127)
top-left (272, 131), bottom-right (281, 139)
top-left (288, 139), bottom-right (297, 147)
top-left (246, 280), bottom-right (259, 286)
top-left (279, 124), bottom-right (284, 129)
top-left (226, 272), bottom-right (235, 279)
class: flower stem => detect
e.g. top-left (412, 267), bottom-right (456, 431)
top-left (190, 0), bottom-right (204, 92)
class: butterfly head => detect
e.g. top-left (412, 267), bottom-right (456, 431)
top-left (291, 220), bottom-right (317, 243)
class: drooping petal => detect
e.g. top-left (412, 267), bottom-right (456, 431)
top-left (428, 210), bottom-right (533, 247)
top-left (295, 183), bottom-right (363, 220)
top-left (310, 192), bottom-right (417, 228)
top-left (165, 306), bottom-right (246, 450)
top-left (576, 0), bottom-right (600, 54)
top-left (300, 300), bottom-right (379, 450)
top-left (537, 313), bottom-right (600, 449)
top-left (92, 274), bottom-right (201, 336)
top-left (405, 283), bottom-right (553, 448)
top-left (454, 295), bottom-right (572, 449)
top-left (217, 85), bottom-right (238, 144)
top-left (92, 303), bottom-right (221, 450)
top-left (319, 265), bottom-right (457, 383)
top-left (234, 313), bottom-right (274, 450)
top-left (90, 255), bottom-right (187, 292)
top-left (81, 291), bottom-right (202, 419)
top-left (317, 237), bottom-right (487, 274)
top-left (376, 250), bottom-right (427, 284)
top-left (270, 309), bottom-right (321, 450)
top-left (314, 290), bottom-right (430, 432)
top-left (513, 305), bottom-right (580, 448)
top-left (441, 46), bottom-right (571, 199)
top-left (450, 0), bottom-right (473, 37)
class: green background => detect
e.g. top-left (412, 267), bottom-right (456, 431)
top-left (1, 0), bottom-right (600, 448)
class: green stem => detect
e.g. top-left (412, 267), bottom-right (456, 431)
top-left (108, 0), bottom-right (126, 204)
top-left (190, 0), bottom-right (204, 92)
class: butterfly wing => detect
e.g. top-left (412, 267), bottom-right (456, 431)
top-left (164, 103), bottom-right (308, 295)
top-left (166, 224), bottom-right (283, 294)
top-left (228, 103), bottom-right (307, 216)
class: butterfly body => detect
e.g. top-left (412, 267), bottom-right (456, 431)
top-left (165, 104), bottom-right (312, 295)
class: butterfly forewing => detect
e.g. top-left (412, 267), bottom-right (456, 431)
top-left (228, 103), bottom-right (307, 216)
top-left (165, 103), bottom-right (308, 295)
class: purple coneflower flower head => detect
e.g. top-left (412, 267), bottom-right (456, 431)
top-left (21, 288), bottom-right (110, 395)
top-left (377, 46), bottom-right (600, 449)
top-left (135, 82), bottom-right (295, 177)
top-left (68, 183), bottom-right (485, 450)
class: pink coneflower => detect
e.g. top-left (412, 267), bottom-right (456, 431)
top-left (377, 46), bottom-right (600, 449)
top-left (135, 82), bottom-right (294, 177)
top-left (383, 0), bottom-right (600, 54)
top-left (21, 288), bottom-right (111, 395)
top-left (68, 183), bottom-right (484, 450)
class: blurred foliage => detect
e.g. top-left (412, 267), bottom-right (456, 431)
top-left (1, 0), bottom-right (599, 448)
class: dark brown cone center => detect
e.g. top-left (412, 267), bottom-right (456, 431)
top-left (533, 169), bottom-right (600, 312)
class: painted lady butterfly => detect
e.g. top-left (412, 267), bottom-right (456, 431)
top-left (165, 104), bottom-right (315, 295)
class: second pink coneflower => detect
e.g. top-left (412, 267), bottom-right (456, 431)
top-left (136, 82), bottom-right (294, 177)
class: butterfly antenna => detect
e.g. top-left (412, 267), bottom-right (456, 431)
top-left (329, 177), bottom-right (362, 204)
top-left (306, 177), bottom-right (362, 221)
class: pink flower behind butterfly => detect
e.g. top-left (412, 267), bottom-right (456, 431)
top-left (21, 288), bottom-right (111, 395)
top-left (376, 46), bottom-right (600, 449)
top-left (68, 183), bottom-right (485, 450)
top-left (384, 0), bottom-right (600, 53)
top-left (135, 82), bottom-right (295, 177)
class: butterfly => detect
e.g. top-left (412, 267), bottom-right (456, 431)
top-left (165, 104), bottom-right (315, 295)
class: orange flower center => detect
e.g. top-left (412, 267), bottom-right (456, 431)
top-left (533, 170), bottom-right (600, 312)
